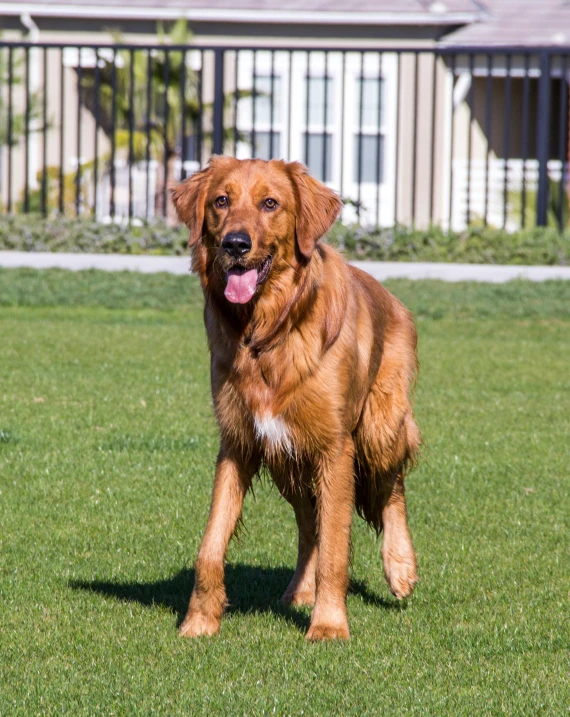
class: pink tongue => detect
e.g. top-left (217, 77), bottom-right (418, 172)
top-left (224, 268), bottom-right (259, 304)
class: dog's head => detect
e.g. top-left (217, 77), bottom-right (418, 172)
top-left (171, 157), bottom-right (341, 305)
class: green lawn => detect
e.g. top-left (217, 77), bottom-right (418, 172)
top-left (1, 268), bottom-right (569, 715)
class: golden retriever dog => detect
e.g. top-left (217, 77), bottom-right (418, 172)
top-left (171, 156), bottom-right (420, 641)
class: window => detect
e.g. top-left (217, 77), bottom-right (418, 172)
top-left (238, 73), bottom-right (283, 160)
top-left (354, 76), bottom-right (385, 184)
top-left (252, 75), bottom-right (282, 125)
top-left (353, 134), bottom-right (384, 183)
top-left (306, 76), bottom-right (334, 126)
top-left (252, 131), bottom-right (282, 161)
top-left (355, 76), bottom-right (384, 128)
top-left (304, 133), bottom-right (332, 183)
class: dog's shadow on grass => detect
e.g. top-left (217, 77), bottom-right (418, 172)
top-left (70, 564), bottom-right (401, 633)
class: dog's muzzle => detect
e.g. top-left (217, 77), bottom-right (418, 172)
top-left (221, 232), bottom-right (252, 259)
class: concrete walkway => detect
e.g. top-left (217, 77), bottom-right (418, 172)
top-left (1, 250), bottom-right (570, 283)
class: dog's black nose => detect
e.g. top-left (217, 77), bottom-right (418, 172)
top-left (221, 232), bottom-right (252, 259)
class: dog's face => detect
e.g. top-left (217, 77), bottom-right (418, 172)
top-left (171, 157), bottom-right (341, 304)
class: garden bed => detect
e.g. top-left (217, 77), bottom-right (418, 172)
top-left (1, 214), bottom-right (570, 265)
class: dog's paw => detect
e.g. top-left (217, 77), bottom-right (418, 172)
top-left (306, 621), bottom-right (350, 641)
top-left (383, 552), bottom-right (418, 599)
top-left (280, 588), bottom-right (315, 607)
top-left (178, 611), bottom-right (221, 638)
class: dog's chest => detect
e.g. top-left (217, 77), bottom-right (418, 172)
top-left (253, 412), bottom-right (293, 453)
top-left (223, 347), bottom-right (297, 454)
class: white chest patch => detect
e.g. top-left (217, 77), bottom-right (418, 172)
top-left (254, 413), bottom-right (293, 454)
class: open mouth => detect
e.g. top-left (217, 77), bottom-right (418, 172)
top-left (224, 256), bottom-right (272, 304)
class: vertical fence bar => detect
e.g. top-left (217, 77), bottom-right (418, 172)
top-left (7, 47), bottom-right (13, 212)
top-left (197, 51), bottom-right (204, 165)
top-left (393, 52), bottom-right (401, 225)
top-left (502, 54), bottom-right (512, 230)
top-left (0, 48), bottom-right (3, 204)
top-left (251, 50), bottom-right (257, 158)
top-left (24, 46), bottom-right (30, 213)
top-left (521, 54), bottom-right (530, 229)
top-left (181, 49), bottom-right (187, 179)
top-left (162, 50), bottom-right (170, 216)
top-left (339, 51), bottom-right (346, 203)
top-left (76, 47), bottom-right (82, 217)
top-left (557, 54), bottom-right (567, 231)
top-left (375, 53), bottom-right (383, 227)
top-left (286, 51), bottom-right (293, 160)
top-left (304, 51), bottom-right (310, 169)
top-left (213, 48), bottom-right (225, 155)
top-left (536, 51), bottom-right (552, 227)
top-left (59, 49), bottom-right (65, 214)
top-left (322, 51), bottom-right (328, 182)
top-left (93, 49), bottom-right (100, 218)
top-left (269, 51), bottom-right (276, 159)
top-left (110, 49), bottom-right (117, 218)
top-left (411, 52), bottom-right (419, 227)
top-left (145, 49), bottom-right (152, 220)
top-left (128, 48), bottom-right (135, 219)
top-left (41, 48), bottom-right (48, 217)
top-left (466, 53), bottom-right (474, 227)
top-left (357, 52), bottom-right (364, 222)
top-left (448, 54), bottom-right (456, 230)
top-left (484, 53), bottom-right (492, 227)
top-left (234, 50), bottom-right (240, 156)
top-left (429, 52), bottom-right (437, 224)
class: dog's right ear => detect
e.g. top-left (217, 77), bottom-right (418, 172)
top-left (170, 167), bottom-right (211, 247)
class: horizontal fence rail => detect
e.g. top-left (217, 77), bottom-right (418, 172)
top-left (0, 41), bottom-right (569, 231)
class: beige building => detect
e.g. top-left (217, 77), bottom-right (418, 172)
top-left (1, 1), bottom-right (569, 229)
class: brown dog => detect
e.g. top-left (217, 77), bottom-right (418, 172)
top-left (171, 156), bottom-right (420, 641)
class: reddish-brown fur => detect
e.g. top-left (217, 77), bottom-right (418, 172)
top-left (171, 157), bottom-right (420, 640)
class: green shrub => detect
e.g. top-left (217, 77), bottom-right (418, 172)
top-left (0, 214), bottom-right (188, 255)
top-left (326, 223), bottom-right (570, 266)
top-left (1, 215), bottom-right (569, 265)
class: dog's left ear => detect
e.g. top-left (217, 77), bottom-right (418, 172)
top-left (287, 162), bottom-right (342, 260)
top-left (170, 166), bottom-right (211, 247)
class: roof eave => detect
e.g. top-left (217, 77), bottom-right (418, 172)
top-left (0, 4), bottom-right (482, 26)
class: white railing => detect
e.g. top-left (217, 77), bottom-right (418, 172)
top-left (451, 158), bottom-right (567, 231)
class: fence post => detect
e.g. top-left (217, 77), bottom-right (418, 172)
top-left (536, 51), bottom-right (552, 227)
top-left (213, 49), bottom-right (225, 155)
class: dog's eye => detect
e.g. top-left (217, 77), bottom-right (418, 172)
top-left (263, 198), bottom-right (278, 210)
top-left (214, 196), bottom-right (228, 209)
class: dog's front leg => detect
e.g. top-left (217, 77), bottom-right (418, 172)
top-left (179, 447), bottom-right (255, 638)
top-left (306, 436), bottom-right (355, 641)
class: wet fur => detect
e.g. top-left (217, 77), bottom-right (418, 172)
top-left (171, 157), bottom-right (421, 640)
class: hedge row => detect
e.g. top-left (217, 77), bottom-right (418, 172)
top-left (0, 216), bottom-right (189, 256)
top-left (1, 215), bottom-right (569, 266)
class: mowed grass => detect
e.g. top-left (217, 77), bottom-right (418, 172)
top-left (1, 268), bottom-right (569, 715)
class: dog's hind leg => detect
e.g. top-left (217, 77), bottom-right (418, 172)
top-left (280, 493), bottom-right (318, 607)
top-left (356, 400), bottom-right (420, 600)
top-left (381, 463), bottom-right (418, 599)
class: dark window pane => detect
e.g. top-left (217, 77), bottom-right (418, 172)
top-left (182, 134), bottom-right (199, 162)
top-left (304, 132), bottom-right (332, 182)
top-left (306, 77), bottom-right (334, 126)
top-left (253, 131), bottom-right (281, 160)
top-left (354, 134), bottom-right (384, 183)
top-left (254, 75), bottom-right (282, 124)
top-left (356, 77), bottom-right (384, 128)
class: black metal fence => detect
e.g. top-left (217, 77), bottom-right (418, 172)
top-left (1, 41), bottom-right (569, 231)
